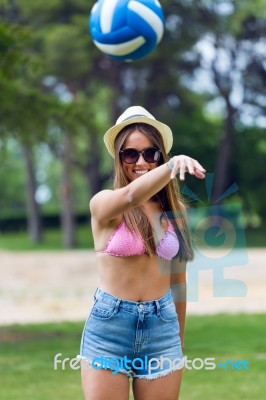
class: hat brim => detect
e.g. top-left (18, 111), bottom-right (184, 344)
top-left (104, 116), bottom-right (173, 158)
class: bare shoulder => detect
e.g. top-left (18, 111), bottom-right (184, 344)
top-left (90, 189), bottom-right (113, 212)
top-left (89, 189), bottom-right (114, 221)
top-left (89, 187), bottom-right (131, 224)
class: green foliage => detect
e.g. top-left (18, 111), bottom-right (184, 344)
top-left (0, 140), bottom-right (26, 213)
top-left (0, 22), bottom-right (29, 77)
top-left (0, 0), bottom-right (265, 230)
top-left (16, 0), bottom-right (90, 26)
top-left (0, 20), bottom-right (61, 143)
top-left (231, 0), bottom-right (266, 33)
top-left (43, 23), bottom-right (91, 79)
top-left (234, 126), bottom-right (266, 226)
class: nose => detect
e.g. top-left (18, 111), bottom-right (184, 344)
top-left (135, 152), bottom-right (147, 165)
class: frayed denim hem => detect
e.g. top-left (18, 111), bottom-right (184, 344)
top-left (132, 364), bottom-right (184, 380)
top-left (77, 355), bottom-right (183, 380)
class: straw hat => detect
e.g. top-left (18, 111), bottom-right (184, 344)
top-left (103, 106), bottom-right (173, 158)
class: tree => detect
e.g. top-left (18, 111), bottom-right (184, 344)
top-left (1, 0), bottom-right (265, 239)
top-left (160, 0), bottom-right (266, 204)
top-left (0, 7), bottom-right (60, 242)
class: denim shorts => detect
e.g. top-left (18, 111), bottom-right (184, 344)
top-left (77, 288), bottom-right (183, 380)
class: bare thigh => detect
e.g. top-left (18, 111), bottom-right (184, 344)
top-left (81, 362), bottom-right (130, 400)
top-left (132, 369), bottom-right (183, 400)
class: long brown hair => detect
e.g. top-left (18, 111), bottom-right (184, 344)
top-left (113, 123), bottom-right (194, 262)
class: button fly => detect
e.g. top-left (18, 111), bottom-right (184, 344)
top-left (138, 304), bottom-right (144, 310)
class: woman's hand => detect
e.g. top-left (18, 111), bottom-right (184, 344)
top-left (168, 155), bottom-right (206, 180)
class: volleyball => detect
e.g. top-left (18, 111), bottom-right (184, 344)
top-left (89, 0), bottom-right (165, 61)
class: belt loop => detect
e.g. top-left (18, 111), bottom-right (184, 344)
top-left (155, 299), bottom-right (160, 317)
top-left (94, 288), bottom-right (99, 301)
top-left (115, 299), bottom-right (121, 312)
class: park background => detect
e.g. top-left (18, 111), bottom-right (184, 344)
top-left (0, 0), bottom-right (265, 399)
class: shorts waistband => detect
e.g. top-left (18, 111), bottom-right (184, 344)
top-left (94, 288), bottom-right (173, 313)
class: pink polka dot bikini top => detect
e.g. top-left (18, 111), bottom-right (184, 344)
top-left (96, 218), bottom-right (180, 261)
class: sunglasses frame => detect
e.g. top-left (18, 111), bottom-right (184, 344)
top-left (119, 147), bottom-right (161, 164)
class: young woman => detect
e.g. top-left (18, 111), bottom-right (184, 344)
top-left (78, 106), bottom-right (206, 400)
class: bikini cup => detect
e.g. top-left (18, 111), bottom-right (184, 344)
top-left (96, 217), bottom-right (179, 261)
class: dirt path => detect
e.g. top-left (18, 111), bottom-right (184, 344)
top-left (0, 248), bottom-right (265, 325)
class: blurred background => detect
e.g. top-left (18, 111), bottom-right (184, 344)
top-left (0, 0), bottom-right (265, 249)
top-left (0, 1), bottom-right (265, 399)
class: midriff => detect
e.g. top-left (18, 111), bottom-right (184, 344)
top-left (96, 252), bottom-right (172, 302)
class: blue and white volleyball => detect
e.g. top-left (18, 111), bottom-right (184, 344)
top-left (89, 0), bottom-right (165, 61)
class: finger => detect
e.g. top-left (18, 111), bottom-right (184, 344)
top-left (179, 159), bottom-right (187, 181)
top-left (193, 160), bottom-right (206, 172)
top-left (185, 158), bottom-right (195, 175)
top-left (194, 169), bottom-right (206, 179)
top-left (170, 161), bottom-right (180, 179)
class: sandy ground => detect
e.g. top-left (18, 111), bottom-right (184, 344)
top-left (0, 248), bottom-right (265, 325)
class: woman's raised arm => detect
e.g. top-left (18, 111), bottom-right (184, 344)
top-left (90, 156), bottom-right (205, 224)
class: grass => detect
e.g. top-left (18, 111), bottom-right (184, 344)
top-left (0, 225), bottom-right (94, 251)
top-left (0, 226), bottom-right (265, 251)
top-left (0, 314), bottom-right (265, 400)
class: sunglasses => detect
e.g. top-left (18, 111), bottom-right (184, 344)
top-left (120, 147), bottom-right (161, 164)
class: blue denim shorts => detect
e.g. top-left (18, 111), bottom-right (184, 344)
top-left (77, 288), bottom-right (183, 380)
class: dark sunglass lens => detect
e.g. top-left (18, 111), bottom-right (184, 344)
top-left (122, 148), bottom-right (139, 163)
top-left (145, 148), bottom-right (160, 163)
